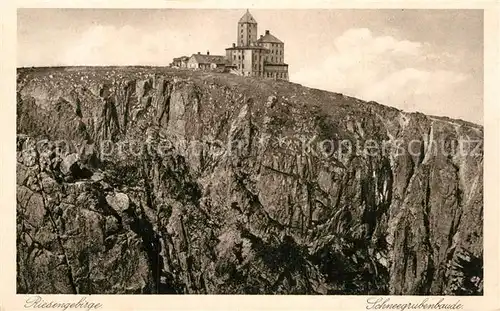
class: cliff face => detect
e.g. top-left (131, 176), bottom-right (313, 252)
top-left (16, 67), bottom-right (483, 295)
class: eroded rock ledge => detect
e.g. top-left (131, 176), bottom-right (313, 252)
top-left (16, 67), bottom-right (483, 295)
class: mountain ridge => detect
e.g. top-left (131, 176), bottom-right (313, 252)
top-left (17, 66), bottom-right (483, 128)
top-left (16, 66), bottom-right (483, 295)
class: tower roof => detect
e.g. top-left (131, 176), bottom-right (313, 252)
top-left (257, 30), bottom-right (283, 44)
top-left (239, 9), bottom-right (257, 24)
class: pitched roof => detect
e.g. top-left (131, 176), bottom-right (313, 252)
top-left (225, 46), bottom-right (267, 51)
top-left (190, 54), bottom-right (227, 64)
top-left (257, 32), bottom-right (283, 44)
top-left (239, 10), bottom-right (257, 24)
top-left (173, 56), bottom-right (189, 61)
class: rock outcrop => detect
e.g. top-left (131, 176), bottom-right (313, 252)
top-left (16, 67), bottom-right (483, 295)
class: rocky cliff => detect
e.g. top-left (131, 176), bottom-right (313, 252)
top-left (16, 67), bottom-right (483, 295)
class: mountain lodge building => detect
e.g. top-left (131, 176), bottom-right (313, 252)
top-left (170, 10), bottom-right (289, 81)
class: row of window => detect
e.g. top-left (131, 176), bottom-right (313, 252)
top-left (254, 63), bottom-right (262, 70)
top-left (265, 72), bottom-right (287, 79)
top-left (232, 54), bottom-right (282, 64)
top-left (248, 71), bottom-right (287, 79)
top-left (269, 56), bottom-right (283, 63)
top-left (253, 54), bottom-right (262, 61)
top-left (246, 71), bottom-right (286, 78)
top-left (233, 54), bottom-right (246, 60)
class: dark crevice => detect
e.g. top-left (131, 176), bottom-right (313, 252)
top-left (122, 80), bottom-right (135, 135)
top-left (125, 202), bottom-right (178, 294)
top-left (33, 146), bottom-right (78, 294)
top-left (421, 171), bottom-right (435, 294)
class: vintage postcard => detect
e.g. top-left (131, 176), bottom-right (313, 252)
top-left (1, 0), bottom-right (499, 310)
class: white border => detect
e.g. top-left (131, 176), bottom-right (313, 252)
top-left (1, 1), bottom-right (498, 311)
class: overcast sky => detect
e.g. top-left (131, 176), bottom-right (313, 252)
top-left (17, 9), bottom-right (483, 124)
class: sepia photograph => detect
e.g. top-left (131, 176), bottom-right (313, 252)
top-left (14, 7), bottom-right (485, 298)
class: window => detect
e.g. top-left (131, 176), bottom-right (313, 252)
top-left (242, 64), bottom-right (244, 69)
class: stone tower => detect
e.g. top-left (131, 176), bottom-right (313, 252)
top-left (237, 9), bottom-right (258, 47)
top-left (226, 10), bottom-right (289, 80)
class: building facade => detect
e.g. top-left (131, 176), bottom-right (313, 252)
top-left (225, 10), bottom-right (289, 80)
top-left (171, 56), bottom-right (189, 68)
top-left (170, 10), bottom-right (289, 80)
top-left (186, 51), bottom-right (227, 70)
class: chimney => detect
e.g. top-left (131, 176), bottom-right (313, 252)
top-left (207, 50), bottom-right (210, 55)
top-left (232, 43), bottom-right (236, 47)
top-left (265, 30), bottom-right (270, 35)
top-left (197, 51), bottom-right (200, 54)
